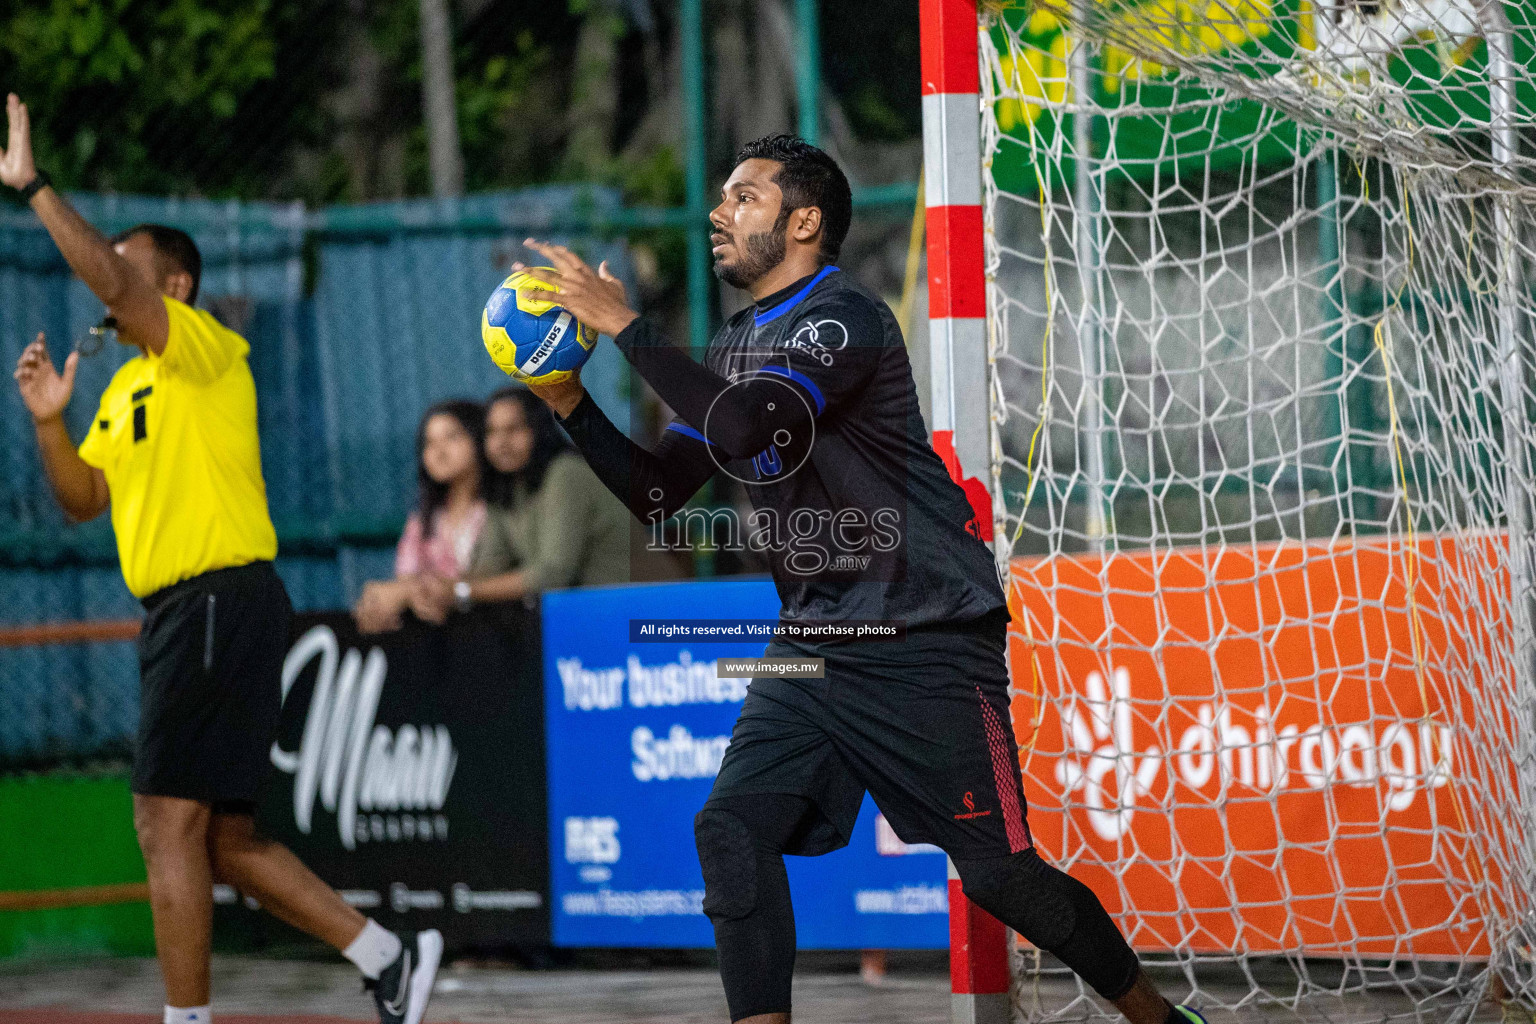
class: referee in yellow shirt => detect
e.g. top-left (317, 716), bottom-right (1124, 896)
top-left (4, 94), bottom-right (440, 1024)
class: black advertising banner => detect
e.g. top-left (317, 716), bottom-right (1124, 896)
top-left (222, 606), bottom-right (550, 949)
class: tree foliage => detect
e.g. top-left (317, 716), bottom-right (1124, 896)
top-left (0, 0), bottom-right (347, 197)
top-left (370, 0), bottom-right (565, 197)
top-left (0, 0), bottom-right (919, 203)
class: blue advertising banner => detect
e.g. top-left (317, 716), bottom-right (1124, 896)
top-left (543, 580), bottom-right (949, 949)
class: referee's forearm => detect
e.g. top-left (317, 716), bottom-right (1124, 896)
top-left (33, 416), bottom-right (105, 522)
top-left (28, 188), bottom-right (134, 308)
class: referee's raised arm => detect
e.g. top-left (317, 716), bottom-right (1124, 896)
top-left (0, 93), bottom-right (171, 353)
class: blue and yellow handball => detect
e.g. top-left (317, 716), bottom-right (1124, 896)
top-left (480, 268), bottom-right (597, 384)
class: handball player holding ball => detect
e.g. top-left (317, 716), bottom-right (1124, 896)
top-left (514, 134), bottom-right (1205, 1024)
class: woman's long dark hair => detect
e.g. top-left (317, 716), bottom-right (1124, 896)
top-left (415, 399), bottom-right (490, 537)
top-left (485, 387), bottom-right (570, 507)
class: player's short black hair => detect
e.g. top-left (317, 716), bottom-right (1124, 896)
top-left (734, 134), bottom-right (853, 264)
top-left (110, 224), bottom-right (202, 305)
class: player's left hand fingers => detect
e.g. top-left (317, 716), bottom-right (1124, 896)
top-left (522, 238), bottom-right (573, 267)
top-left (519, 271), bottom-right (580, 308)
top-left (597, 261), bottom-right (629, 298)
top-left (518, 265), bottom-right (564, 288)
top-left (524, 238), bottom-right (587, 277)
top-left (519, 279), bottom-right (576, 307)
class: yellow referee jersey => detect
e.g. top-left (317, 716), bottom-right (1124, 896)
top-left (78, 296), bottom-right (277, 599)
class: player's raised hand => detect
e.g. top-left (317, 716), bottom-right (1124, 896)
top-left (0, 93), bottom-right (38, 191)
top-left (515, 238), bottom-right (638, 339)
top-left (13, 333), bottom-right (78, 424)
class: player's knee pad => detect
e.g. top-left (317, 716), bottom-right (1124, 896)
top-left (695, 807), bottom-right (759, 922)
top-left (956, 848), bottom-right (1140, 1000)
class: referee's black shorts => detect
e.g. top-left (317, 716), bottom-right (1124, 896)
top-left (134, 561), bottom-right (292, 807)
top-left (705, 608), bottom-right (1033, 860)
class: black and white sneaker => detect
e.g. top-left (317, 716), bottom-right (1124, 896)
top-left (366, 929), bottom-right (443, 1024)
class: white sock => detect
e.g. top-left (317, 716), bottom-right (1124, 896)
top-left (343, 918), bottom-right (402, 980)
top-left (164, 1007), bottom-right (210, 1024)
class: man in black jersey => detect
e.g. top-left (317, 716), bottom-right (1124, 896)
top-left (515, 135), bottom-right (1204, 1024)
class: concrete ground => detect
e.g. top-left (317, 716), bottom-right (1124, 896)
top-left (0, 951), bottom-right (1525, 1023)
top-left (0, 951), bottom-right (946, 1023)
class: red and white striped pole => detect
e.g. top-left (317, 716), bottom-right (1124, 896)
top-left (948, 858), bottom-right (1011, 1024)
top-left (921, 0), bottom-right (995, 548)
top-left (921, 2), bottom-right (1012, 1023)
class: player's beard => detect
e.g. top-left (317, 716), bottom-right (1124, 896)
top-left (713, 222), bottom-right (787, 289)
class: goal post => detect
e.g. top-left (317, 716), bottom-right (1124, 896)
top-left (923, 0), bottom-right (1536, 1019)
top-left (921, 3), bottom-right (1016, 1022)
top-left (923, 0), bottom-right (1002, 557)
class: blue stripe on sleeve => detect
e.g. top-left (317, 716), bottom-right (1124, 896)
top-left (665, 422), bottom-right (714, 446)
top-left (753, 265), bottom-right (839, 327)
top-left (757, 364), bottom-right (826, 416)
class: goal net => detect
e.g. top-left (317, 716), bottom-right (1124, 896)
top-left (976, 0), bottom-right (1536, 1019)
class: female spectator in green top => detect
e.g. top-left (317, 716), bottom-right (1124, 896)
top-left (416, 387), bottom-right (633, 618)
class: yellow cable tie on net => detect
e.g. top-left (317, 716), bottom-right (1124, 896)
top-left (1374, 187), bottom-right (1489, 903)
top-left (1011, 86), bottom-right (1057, 769)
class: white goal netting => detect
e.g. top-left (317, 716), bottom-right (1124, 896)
top-left (979, 0), bottom-right (1536, 1020)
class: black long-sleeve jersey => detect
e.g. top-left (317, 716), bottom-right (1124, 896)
top-left (560, 266), bottom-right (1005, 628)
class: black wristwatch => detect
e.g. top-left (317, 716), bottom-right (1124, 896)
top-left (18, 171), bottom-right (51, 203)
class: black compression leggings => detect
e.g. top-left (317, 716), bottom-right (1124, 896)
top-left (954, 848), bottom-right (1141, 1000)
top-left (694, 794), bottom-right (817, 1021)
top-left (695, 794), bottom-right (1143, 1017)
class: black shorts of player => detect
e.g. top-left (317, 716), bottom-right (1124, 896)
top-left (134, 561), bottom-right (292, 808)
top-left (706, 608), bottom-right (1032, 859)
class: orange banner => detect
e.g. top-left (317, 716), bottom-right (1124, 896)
top-left (1008, 536), bottom-right (1523, 959)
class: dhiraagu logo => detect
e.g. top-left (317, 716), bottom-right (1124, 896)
top-left (1053, 665), bottom-right (1457, 842)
